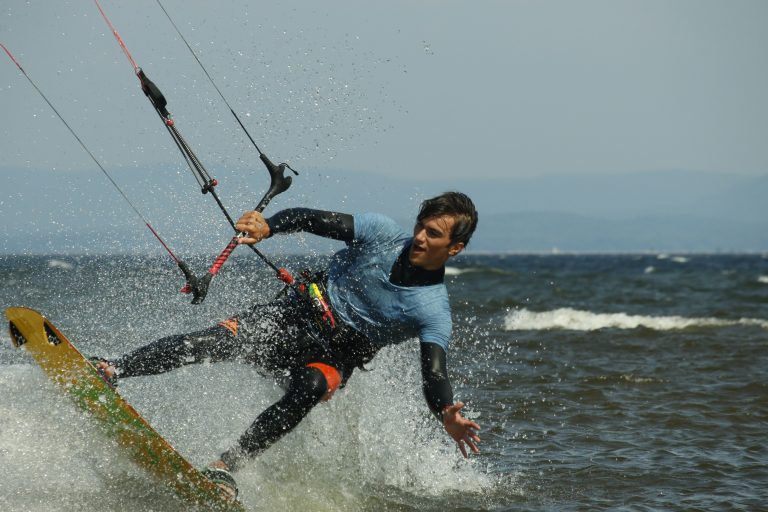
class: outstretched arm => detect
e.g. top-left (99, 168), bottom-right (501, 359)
top-left (236, 208), bottom-right (354, 244)
top-left (420, 343), bottom-right (481, 457)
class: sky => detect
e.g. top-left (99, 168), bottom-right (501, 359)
top-left (3, 0), bottom-right (768, 178)
top-left (1, 0), bottom-right (767, 252)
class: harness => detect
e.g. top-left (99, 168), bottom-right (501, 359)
top-left (293, 270), bottom-right (377, 373)
top-left (294, 270), bottom-right (337, 341)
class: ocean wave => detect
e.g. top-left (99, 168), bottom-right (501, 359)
top-left (445, 266), bottom-right (508, 276)
top-left (504, 307), bottom-right (768, 331)
top-left (47, 259), bottom-right (74, 270)
top-left (758, 275), bottom-right (768, 284)
top-left (445, 266), bottom-right (474, 276)
top-left (582, 374), bottom-right (668, 385)
top-left (655, 254), bottom-right (689, 263)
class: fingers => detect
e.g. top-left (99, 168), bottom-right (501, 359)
top-left (444, 401), bottom-right (482, 458)
top-left (446, 401), bottom-right (465, 415)
top-left (460, 428), bottom-right (481, 455)
top-left (235, 211), bottom-right (269, 244)
top-left (236, 231), bottom-right (259, 245)
top-left (466, 429), bottom-right (481, 444)
top-left (235, 212), bottom-right (262, 232)
top-left (458, 435), bottom-right (480, 458)
top-left (465, 435), bottom-right (481, 453)
top-left (458, 440), bottom-right (468, 458)
top-left (451, 427), bottom-right (482, 458)
top-left (446, 402), bottom-right (481, 433)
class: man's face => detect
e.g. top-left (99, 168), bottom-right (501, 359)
top-left (409, 214), bottom-right (465, 270)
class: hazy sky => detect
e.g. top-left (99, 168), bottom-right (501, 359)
top-left (2, 0), bottom-right (767, 183)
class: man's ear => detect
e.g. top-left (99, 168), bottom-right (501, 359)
top-left (448, 242), bottom-right (465, 257)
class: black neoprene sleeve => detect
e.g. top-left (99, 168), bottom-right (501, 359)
top-left (420, 342), bottom-right (453, 422)
top-left (265, 208), bottom-right (354, 242)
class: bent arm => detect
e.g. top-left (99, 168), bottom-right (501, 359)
top-left (266, 208), bottom-right (354, 242)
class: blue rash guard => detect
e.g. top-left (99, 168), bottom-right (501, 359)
top-left (263, 207), bottom-right (456, 421)
top-left (327, 213), bottom-right (453, 352)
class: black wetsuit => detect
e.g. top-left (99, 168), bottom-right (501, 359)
top-left (110, 208), bottom-right (453, 469)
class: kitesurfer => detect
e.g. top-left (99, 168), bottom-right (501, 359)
top-left (95, 191), bottom-right (480, 499)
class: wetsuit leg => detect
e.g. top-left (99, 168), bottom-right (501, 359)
top-left (215, 318), bottom-right (379, 469)
top-left (113, 324), bottom-right (240, 378)
top-left (219, 364), bottom-right (339, 470)
top-left (110, 300), bottom-right (298, 379)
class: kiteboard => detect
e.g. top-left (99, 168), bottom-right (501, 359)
top-left (5, 307), bottom-right (245, 511)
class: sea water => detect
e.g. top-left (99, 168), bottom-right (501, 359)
top-left (1, 253), bottom-right (767, 511)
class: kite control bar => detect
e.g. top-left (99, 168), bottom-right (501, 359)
top-left (181, 155), bottom-right (297, 304)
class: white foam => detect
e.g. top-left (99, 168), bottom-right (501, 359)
top-left (47, 259), bottom-right (74, 270)
top-left (446, 266), bottom-right (485, 276)
top-left (504, 307), bottom-right (768, 331)
top-left (238, 343), bottom-right (501, 507)
top-left (0, 364), bottom-right (166, 510)
top-left (655, 254), bottom-right (688, 263)
top-left (1, 345), bottom-right (504, 511)
top-left (757, 275), bottom-right (768, 284)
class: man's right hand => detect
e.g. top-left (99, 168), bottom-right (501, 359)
top-left (236, 211), bottom-right (271, 245)
top-left (442, 401), bottom-right (481, 458)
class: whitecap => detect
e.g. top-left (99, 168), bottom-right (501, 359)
top-left (644, 266), bottom-right (655, 274)
top-left (757, 275), bottom-right (768, 284)
top-left (445, 266), bottom-right (485, 276)
top-left (47, 259), bottom-right (74, 270)
top-left (504, 307), bottom-right (768, 331)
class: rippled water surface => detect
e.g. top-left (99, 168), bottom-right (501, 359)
top-left (2, 253), bottom-right (767, 511)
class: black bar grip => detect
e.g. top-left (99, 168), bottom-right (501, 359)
top-left (255, 153), bottom-right (294, 213)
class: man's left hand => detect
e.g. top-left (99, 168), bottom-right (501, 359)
top-left (236, 211), bottom-right (271, 244)
top-left (442, 401), bottom-right (481, 458)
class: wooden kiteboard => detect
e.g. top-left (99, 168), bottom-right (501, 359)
top-left (5, 307), bottom-right (245, 511)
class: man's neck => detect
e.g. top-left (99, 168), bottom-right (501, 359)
top-left (389, 245), bottom-right (445, 287)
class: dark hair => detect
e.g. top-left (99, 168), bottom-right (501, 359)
top-left (417, 191), bottom-right (478, 245)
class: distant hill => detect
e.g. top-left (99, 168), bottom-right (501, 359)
top-left (1, 167), bottom-right (766, 253)
top-left (473, 212), bottom-right (768, 253)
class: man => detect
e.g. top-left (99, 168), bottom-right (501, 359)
top-left (96, 191), bottom-right (480, 499)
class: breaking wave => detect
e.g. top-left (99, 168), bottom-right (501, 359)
top-left (445, 266), bottom-right (474, 276)
top-left (504, 307), bottom-right (768, 331)
top-left (47, 259), bottom-right (74, 270)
